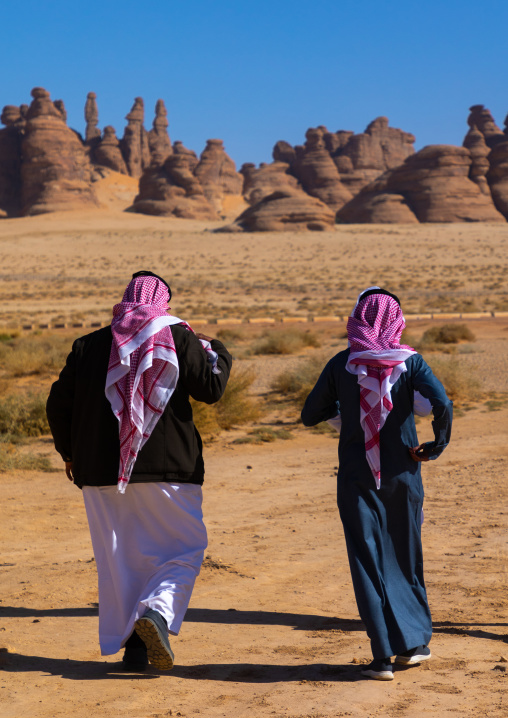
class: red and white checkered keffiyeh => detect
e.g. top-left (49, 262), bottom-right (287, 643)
top-left (105, 275), bottom-right (218, 494)
top-left (346, 287), bottom-right (415, 489)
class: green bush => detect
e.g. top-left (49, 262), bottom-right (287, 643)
top-left (0, 392), bottom-right (50, 438)
top-left (252, 328), bottom-right (320, 355)
top-left (216, 327), bottom-right (246, 343)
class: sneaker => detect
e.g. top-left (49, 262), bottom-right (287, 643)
top-left (361, 659), bottom-right (394, 681)
top-left (395, 645), bottom-right (431, 665)
top-left (134, 609), bottom-right (175, 670)
top-left (121, 630), bottom-right (148, 672)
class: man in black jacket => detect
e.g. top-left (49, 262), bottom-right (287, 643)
top-left (47, 271), bottom-right (232, 672)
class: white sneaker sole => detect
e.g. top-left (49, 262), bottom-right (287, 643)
top-left (395, 651), bottom-right (431, 666)
top-left (361, 669), bottom-right (394, 681)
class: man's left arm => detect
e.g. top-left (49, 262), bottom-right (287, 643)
top-left (179, 331), bottom-right (232, 404)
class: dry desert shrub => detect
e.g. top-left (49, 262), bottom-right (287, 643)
top-left (271, 354), bottom-right (326, 407)
top-left (0, 334), bottom-right (71, 377)
top-left (216, 327), bottom-right (247, 343)
top-left (0, 443), bottom-right (55, 472)
top-left (427, 356), bottom-right (481, 406)
top-left (421, 324), bottom-right (476, 345)
top-left (191, 366), bottom-right (260, 436)
top-left (0, 392), bottom-right (49, 438)
top-left (232, 428), bottom-right (293, 444)
top-left (252, 328), bottom-right (320, 355)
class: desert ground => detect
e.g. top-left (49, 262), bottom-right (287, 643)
top-left (1, 198), bottom-right (507, 717)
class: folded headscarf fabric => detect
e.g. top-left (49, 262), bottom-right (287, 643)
top-left (346, 287), bottom-right (415, 489)
top-left (105, 275), bottom-right (218, 494)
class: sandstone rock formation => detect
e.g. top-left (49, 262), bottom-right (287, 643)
top-left (85, 92), bottom-right (100, 143)
top-left (0, 105), bottom-right (24, 216)
top-left (93, 125), bottom-right (128, 174)
top-left (129, 153), bottom-right (217, 219)
top-left (337, 145), bottom-right (505, 224)
top-left (273, 140), bottom-right (296, 170)
top-left (172, 141), bottom-right (199, 172)
top-left (219, 189), bottom-right (335, 232)
top-left (463, 125), bottom-right (491, 195)
top-left (120, 97), bottom-right (151, 178)
top-left (467, 105), bottom-right (505, 148)
top-left (148, 99), bottom-right (172, 165)
top-left (292, 128), bottom-right (352, 211)
top-left (331, 117), bottom-right (415, 194)
top-left (487, 139), bottom-right (508, 219)
top-left (194, 139), bottom-right (243, 211)
top-left (241, 161), bottom-right (299, 205)
top-left (20, 87), bottom-right (98, 215)
top-left (53, 99), bottom-right (67, 124)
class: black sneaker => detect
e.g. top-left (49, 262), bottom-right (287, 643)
top-left (361, 658), bottom-right (394, 681)
top-left (395, 645), bottom-right (431, 665)
top-left (121, 629), bottom-right (148, 672)
top-left (134, 608), bottom-right (175, 670)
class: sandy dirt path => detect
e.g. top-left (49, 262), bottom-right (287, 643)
top-left (1, 404), bottom-right (507, 718)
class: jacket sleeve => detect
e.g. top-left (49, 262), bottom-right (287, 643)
top-left (46, 342), bottom-right (77, 461)
top-left (412, 355), bottom-right (453, 459)
top-left (301, 358), bottom-right (339, 426)
top-left (177, 332), bottom-right (232, 404)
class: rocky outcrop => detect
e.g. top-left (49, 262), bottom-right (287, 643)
top-left (463, 125), bottom-right (491, 195)
top-left (325, 117), bottom-right (415, 194)
top-left (0, 105), bottom-right (24, 216)
top-left (85, 92), bottom-right (100, 143)
top-left (53, 99), bottom-right (67, 124)
top-left (219, 189), bottom-right (335, 232)
top-left (292, 128), bottom-right (352, 211)
top-left (93, 125), bottom-right (128, 174)
top-left (148, 99), bottom-right (172, 165)
top-left (120, 97), bottom-right (151, 178)
top-left (337, 144), bottom-right (505, 224)
top-left (129, 153), bottom-right (217, 219)
top-left (241, 161), bottom-right (299, 204)
top-left (273, 140), bottom-right (296, 170)
top-left (194, 139), bottom-right (243, 211)
top-left (487, 140), bottom-right (508, 219)
top-left (20, 87), bottom-right (98, 215)
top-left (172, 140), bottom-right (199, 172)
top-left (467, 105), bottom-right (505, 148)
top-left (273, 119), bottom-right (415, 198)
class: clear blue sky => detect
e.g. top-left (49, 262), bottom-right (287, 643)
top-left (1, 0), bottom-right (506, 167)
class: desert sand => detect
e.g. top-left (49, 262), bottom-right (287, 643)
top-left (1, 202), bottom-right (507, 717)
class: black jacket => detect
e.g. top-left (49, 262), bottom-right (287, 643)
top-left (46, 325), bottom-right (232, 488)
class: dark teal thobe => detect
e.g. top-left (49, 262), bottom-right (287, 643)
top-left (301, 350), bottom-right (452, 659)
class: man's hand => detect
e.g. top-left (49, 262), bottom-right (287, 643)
top-left (409, 444), bottom-right (431, 462)
top-left (65, 461), bottom-right (74, 481)
top-left (195, 332), bottom-right (213, 342)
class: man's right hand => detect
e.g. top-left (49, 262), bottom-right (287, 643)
top-left (65, 461), bottom-right (74, 481)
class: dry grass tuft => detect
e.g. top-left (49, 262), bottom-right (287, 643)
top-left (0, 444), bottom-right (56, 472)
top-left (427, 356), bottom-right (481, 406)
top-left (0, 334), bottom-right (72, 377)
top-left (216, 327), bottom-right (247, 343)
top-left (252, 328), bottom-right (320, 356)
top-left (191, 366), bottom-right (260, 436)
top-left (271, 354), bottom-right (326, 406)
top-left (232, 428), bottom-right (294, 444)
top-left (421, 324), bottom-right (476, 345)
top-left (0, 392), bottom-right (50, 438)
